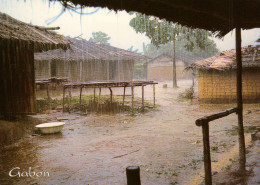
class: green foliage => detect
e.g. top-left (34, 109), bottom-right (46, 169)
top-left (129, 13), bottom-right (219, 54)
top-left (178, 87), bottom-right (194, 101)
top-left (89, 31), bottom-right (111, 45)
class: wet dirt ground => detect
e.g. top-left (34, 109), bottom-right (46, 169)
top-left (0, 79), bottom-right (259, 185)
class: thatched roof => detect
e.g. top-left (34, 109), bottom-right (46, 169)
top-left (189, 45), bottom-right (260, 71)
top-left (54, 0), bottom-right (260, 37)
top-left (35, 37), bottom-right (149, 61)
top-left (0, 12), bottom-right (70, 52)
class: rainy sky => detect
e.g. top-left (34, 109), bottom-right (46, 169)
top-left (1, 0), bottom-right (259, 52)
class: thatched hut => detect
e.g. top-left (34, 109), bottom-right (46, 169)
top-left (35, 37), bottom-right (148, 82)
top-left (0, 12), bottom-right (70, 115)
top-left (146, 53), bottom-right (201, 81)
top-left (190, 45), bottom-right (260, 103)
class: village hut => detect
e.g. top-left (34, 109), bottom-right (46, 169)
top-left (189, 45), bottom-right (260, 103)
top-left (0, 12), bottom-right (70, 115)
top-left (34, 37), bottom-right (148, 82)
top-left (146, 53), bottom-right (201, 81)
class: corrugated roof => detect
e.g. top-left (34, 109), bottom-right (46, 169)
top-left (189, 45), bottom-right (260, 70)
top-left (35, 37), bottom-right (150, 61)
top-left (0, 12), bottom-right (70, 52)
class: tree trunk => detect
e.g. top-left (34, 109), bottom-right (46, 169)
top-left (172, 38), bottom-right (178, 88)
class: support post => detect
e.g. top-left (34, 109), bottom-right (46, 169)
top-left (98, 87), bottom-right (101, 110)
top-left (46, 83), bottom-right (50, 100)
top-left (93, 87), bottom-right (96, 110)
top-left (131, 86), bottom-right (134, 114)
top-left (202, 122), bottom-right (212, 185)
top-left (79, 86), bottom-right (83, 106)
top-left (109, 87), bottom-right (113, 103)
top-left (142, 85), bottom-right (144, 111)
top-left (62, 87), bottom-right (65, 113)
top-left (153, 84), bottom-right (155, 107)
top-left (123, 86), bottom-right (126, 107)
top-left (236, 27), bottom-right (246, 172)
top-left (126, 166), bottom-right (141, 185)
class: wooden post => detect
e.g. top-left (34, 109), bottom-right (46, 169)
top-left (153, 84), bottom-right (155, 107)
top-left (46, 83), bottom-right (50, 100)
top-left (109, 87), bottom-right (113, 103)
top-left (98, 87), bottom-right (101, 110)
top-left (62, 87), bottom-right (65, 113)
top-left (236, 27), bottom-right (246, 172)
top-left (202, 121), bottom-right (212, 185)
top-left (68, 87), bottom-right (72, 113)
top-left (131, 86), bottom-right (134, 113)
top-left (142, 85), bottom-right (144, 111)
top-left (93, 87), bottom-right (96, 110)
top-left (123, 86), bottom-right (126, 107)
top-left (126, 166), bottom-right (141, 185)
top-left (79, 86), bottom-right (83, 106)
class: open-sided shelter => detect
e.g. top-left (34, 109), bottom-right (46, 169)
top-left (0, 12), bottom-right (70, 115)
top-left (189, 45), bottom-right (260, 103)
top-left (34, 37), bottom-right (148, 82)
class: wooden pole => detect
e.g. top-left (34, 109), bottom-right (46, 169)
top-left (153, 84), bottom-right (155, 107)
top-left (93, 87), bottom-right (96, 110)
top-left (126, 166), bottom-right (141, 185)
top-left (109, 87), bottom-right (113, 103)
top-left (142, 85), bottom-right (144, 111)
top-left (123, 86), bottom-right (126, 107)
top-left (131, 86), bottom-right (134, 114)
top-left (236, 27), bottom-right (246, 172)
top-left (46, 83), bottom-right (50, 100)
top-left (62, 87), bottom-right (65, 113)
top-left (172, 36), bottom-right (178, 88)
top-left (202, 122), bottom-right (212, 185)
top-left (79, 86), bottom-right (83, 106)
top-left (98, 87), bottom-right (101, 110)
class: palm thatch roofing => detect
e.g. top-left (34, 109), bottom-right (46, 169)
top-left (35, 37), bottom-right (149, 61)
top-left (54, 0), bottom-right (260, 37)
top-left (189, 45), bottom-right (260, 71)
top-left (0, 12), bottom-right (70, 52)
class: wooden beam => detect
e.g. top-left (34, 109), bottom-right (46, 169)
top-left (123, 86), bottom-right (126, 107)
top-left (109, 87), bottom-right (113, 103)
top-left (153, 84), bottom-right (155, 107)
top-left (131, 86), bottom-right (134, 113)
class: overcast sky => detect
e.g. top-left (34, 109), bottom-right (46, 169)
top-left (1, 0), bottom-right (259, 52)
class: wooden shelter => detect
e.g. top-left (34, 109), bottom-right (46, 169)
top-left (0, 12), bottom-right (70, 115)
top-left (189, 45), bottom-right (260, 103)
top-left (34, 37), bottom-right (148, 82)
top-left (53, 0), bottom-right (260, 183)
top-left (146, 53), bottom-right (201, 81)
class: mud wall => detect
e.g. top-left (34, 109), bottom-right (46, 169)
top-left (198, 68), bottom-right (260, 103)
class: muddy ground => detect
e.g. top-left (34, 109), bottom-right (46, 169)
top-left (0, 79), bottom-right (259, 185)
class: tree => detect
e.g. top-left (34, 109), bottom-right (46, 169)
top-left (89, 31), bottom-right (111, 45)
top-left (130, 13), bottom-right (217, 88)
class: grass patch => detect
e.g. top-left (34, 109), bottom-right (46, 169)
top-left (226, 125), bottom-right (260, 136)
top-left (178, 87), bottom-right (194, 101)
top-left (36, 94), bottom-right (156, 115)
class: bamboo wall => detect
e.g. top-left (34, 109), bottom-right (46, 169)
top-left (35, 60), bottom-right (134, 82)
top-left (198, 69), bottom-right (260, 103)
top-left (0, 39), bottom-right (35, 115)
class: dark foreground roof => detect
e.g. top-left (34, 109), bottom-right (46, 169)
top-left (189, 45), bottom-right (260, 71)
top-left (53, 0), bottom-right (260, 37)
top-left (35, 37), bottom-right (149, 61)
top-left (0, 12), bottom-right (70, 52)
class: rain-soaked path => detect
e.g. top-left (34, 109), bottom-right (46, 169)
top-left (0, 80), bottom-right (259, 185)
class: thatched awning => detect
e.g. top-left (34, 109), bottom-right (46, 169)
top-left (0, 12), bottom-right (71, 52)
top-left (53, 0), bottom-right (260, 37)
top-left (189, 45), bottom-right (260, 71)
top-left (35, 37), bottom-right (149, 61)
